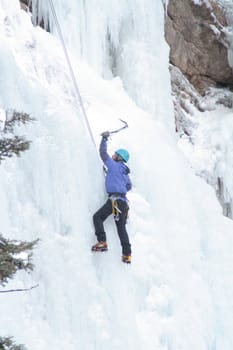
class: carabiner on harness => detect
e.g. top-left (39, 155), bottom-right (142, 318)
top-left (111, 199), bottom-right (122, 221)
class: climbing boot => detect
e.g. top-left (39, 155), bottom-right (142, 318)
top-left (122, 254), bottom-right (131, 264)
top-left (91, 241), bottom-right (108, 252)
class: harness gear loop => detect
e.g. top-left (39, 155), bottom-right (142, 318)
top-left (111, 200), bottom-right (122, 221)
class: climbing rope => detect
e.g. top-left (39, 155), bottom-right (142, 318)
top-left (47, 0), bottom-right (96, 146)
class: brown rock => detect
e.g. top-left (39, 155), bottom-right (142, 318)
top-left (165, 0), bottom-right (233, 94)
top-left (20, 0), bottom-right (30, 12)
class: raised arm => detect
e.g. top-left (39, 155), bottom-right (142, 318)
top-left (99, 137), bottom-right (111, 162)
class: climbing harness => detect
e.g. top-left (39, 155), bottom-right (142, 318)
top-left (47, 0), bottom-right (96, 146)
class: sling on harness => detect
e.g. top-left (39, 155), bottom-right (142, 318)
top-left (111, 199), bottom-right (122, 221)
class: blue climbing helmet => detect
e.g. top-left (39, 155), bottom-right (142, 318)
top-left (115, 148), bottom-right (130, 163)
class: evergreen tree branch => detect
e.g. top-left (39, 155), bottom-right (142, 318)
top-left (0, 234), bottom-right (39, 286)
top-left (0, 110), bottom-right (34, 163)
top-left (3, 111), bottom-right (34, 134)
top-left (0, 336), bottom-right (26, 350)
top-left (0, 109), bottom-right (35, 349)
top-left (0, 136), bottom-right (31, 162)
top-left (0, 284), bottom-right (39, 293)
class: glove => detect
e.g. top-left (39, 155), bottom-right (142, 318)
top-left (101, 131), bottom-right (110, 139)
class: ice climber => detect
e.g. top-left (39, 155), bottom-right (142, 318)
top-left (92, 131), bottom-right (132, 264)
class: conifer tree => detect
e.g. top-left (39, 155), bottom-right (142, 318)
top-left (0, 234), bottom-right (39, 286)
top-left (0, 336), bottom-right (26, 350)
top-left (0, 109), bottom-right (37, 350)
top-left (0, 111), bottom-right (33, 162)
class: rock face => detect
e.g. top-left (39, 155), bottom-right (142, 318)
top-left (20, 0), bottom-right (30, 11)
top-left (165, 0), bottom-right (233, 94)
top-left (166, 0), bottom-right (233, 219)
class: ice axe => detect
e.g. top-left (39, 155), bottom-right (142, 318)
top-left (101, 119), bottom-right (128, 138)
top-left (110, 118), bottom-right (128, 135)
top-left (100, 119), bottom-right (128, 174)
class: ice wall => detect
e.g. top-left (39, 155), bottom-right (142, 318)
top-left (1, 1), bottom-right (233, 350)
top-left (31, 0), bottom-right (174, 131)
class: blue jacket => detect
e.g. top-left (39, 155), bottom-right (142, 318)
top-left (99, 138), bottom-right (132, 197)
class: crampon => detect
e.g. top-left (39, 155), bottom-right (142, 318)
top-left (91, 241), bottom-right (108, 252)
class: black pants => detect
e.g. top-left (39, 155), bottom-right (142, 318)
top-left (93, 199), bottom-right (131, 255)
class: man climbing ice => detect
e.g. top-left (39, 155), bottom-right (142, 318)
top-left (92, 131), bottom-right (132, 264)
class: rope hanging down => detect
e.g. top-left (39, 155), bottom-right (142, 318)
top-left (47, 0), bottom-right (96, 146)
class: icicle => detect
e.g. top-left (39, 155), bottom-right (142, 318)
top-left (31, 0), bottom-right (51, 30)
top-left (30, 0), bottom-right (173, 129)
